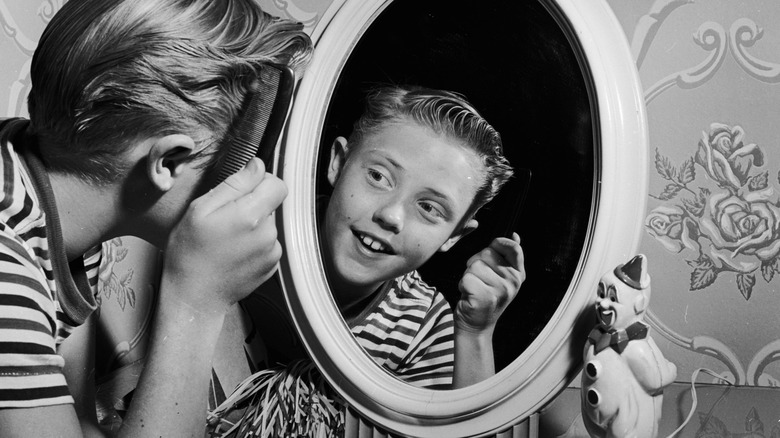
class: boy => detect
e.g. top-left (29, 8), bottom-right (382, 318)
top-left (0, 0), bottom-right (311, 436)
top-left (321, 86), bottom-right (525, 389)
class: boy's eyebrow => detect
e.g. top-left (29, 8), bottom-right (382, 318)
top-left (375, 152), bottom-right (404, 172)
top-left (424, 187), bottom-right (457, 217)
top-left (425, 187), bottom-right (453, 204)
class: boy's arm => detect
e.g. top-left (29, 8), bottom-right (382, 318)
top-left (453, 234), bottom-right (524, 388)
top-left (122, 157), bottom-right (286, 436)
top-left (60, 311), bottom-right (104, 436)
top-left (0, 158), bottom-right (286, 437)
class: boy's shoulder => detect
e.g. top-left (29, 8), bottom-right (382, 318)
top-left (0, 122), bottom-right (45, 234)
top-left (391, 271), bottom-right (447, 308)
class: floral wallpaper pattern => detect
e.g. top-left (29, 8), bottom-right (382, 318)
top-left (614, 0), bottom-right (780, 388)
top-left (646, 123), bottom-right (774, 300)
top-left (695, 407), bottom-right (779, 438)
top-left (97, 237), bottom-right (137, 310)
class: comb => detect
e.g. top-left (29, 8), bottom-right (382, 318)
top-left (504, 167), bottom-right (532, 237)
top-left (214, 64), bottom-right (295, 185)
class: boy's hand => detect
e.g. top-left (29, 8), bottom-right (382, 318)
top-left (162, 158), bottom-right (287, 315)
top-left (455, 232), bottom-right (525, 334)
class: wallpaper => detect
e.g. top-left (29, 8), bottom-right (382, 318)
top-left (4, 0), bottom-right (780, 435)
top-left (617, 0), bottom-right (780, 388)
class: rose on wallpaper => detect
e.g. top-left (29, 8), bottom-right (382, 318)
top-left (97, 237), bottom-right (137, 310)
top-left (646, 123), bottom-right (779, 300)
top-left (695, 123), bottom-right (764, 191)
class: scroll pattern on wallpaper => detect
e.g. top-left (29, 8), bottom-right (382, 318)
top-left (637, 0), bottom-right (780, 390)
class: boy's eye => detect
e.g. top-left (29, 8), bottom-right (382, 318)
top-left (418, 201), bottom-right (445, 220)
top-left (366, 168), bottom-right (391, 188)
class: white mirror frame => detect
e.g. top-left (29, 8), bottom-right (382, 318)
top-left (278, 0), bottom-right (648, 436)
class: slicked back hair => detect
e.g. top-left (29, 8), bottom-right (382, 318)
top-left (28, 0), bottom-right (312, 184)
top-left (348, 85), bottom-right (514, 222)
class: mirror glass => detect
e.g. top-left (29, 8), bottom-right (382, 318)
top-left (315, 0), bottom-right (593, 377)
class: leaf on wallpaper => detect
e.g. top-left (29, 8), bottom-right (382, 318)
top-left (760, 260), bottom-right (775, 283)
top-left (696, 412), bottom-right (729, 438)
top-left (660, 183), bottom-right (683, 200)
top-left (688, 257), bottom-right (717, 290)
top-left (745, 407), bottom-right (764, 435)
top-left (646, 123), bottom-right (780, 300)
top-left (115, 245), bottom-right (129, 263)
top-left (694, 407), bottom-right (774, 438)
top-left (748, 171), bottom-right (769, 191)
top-left (97, 237), bottom-right (137, 311)
top-left (682, 195), bottom-right (705, 217)
top-left (655, 148), bottom-right (678, 181)
top-left (120, 270), bottom-right (136, 309)
top-left (680, 157), bottom-right (696, 184)
top-left (737, 273), bottom-right (755, 300)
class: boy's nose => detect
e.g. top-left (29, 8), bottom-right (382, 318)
top-left (373, 202), bottom-right (404, 233)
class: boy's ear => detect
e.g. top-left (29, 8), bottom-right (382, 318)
top-left (327, 136), bottom-right (349, 187)
top-left (147, 134), bottom-right (197, 192)
top-left (438, 218), bottom-right (479, 252)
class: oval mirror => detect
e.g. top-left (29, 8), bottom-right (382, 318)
top-left (279, 0), bottom-right (648, 435)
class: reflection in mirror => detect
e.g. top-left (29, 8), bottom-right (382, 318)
top-left (315, 0), bottom-right (594, 386)
top-left (317, 85), bottom-right (519, 390)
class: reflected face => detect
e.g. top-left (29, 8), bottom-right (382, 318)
top-left (323, 121), bottom-right (483, 300)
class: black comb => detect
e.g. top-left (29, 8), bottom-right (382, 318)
top-left (214, 64), bottom-right (295, 185)
top-left (504, 168), bottom-right (532, 237)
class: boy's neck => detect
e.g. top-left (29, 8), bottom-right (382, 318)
top-left (48, 171), bottom-right (128, 260)
top-left (331, 278), bottom-right (387, 324)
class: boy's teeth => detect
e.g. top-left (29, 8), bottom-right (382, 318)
top-left (360, 234), bottom-right (387, 252)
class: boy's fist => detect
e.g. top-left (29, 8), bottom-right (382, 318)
top-left (162, 158), bottom-right (287, 314)
top-left (455, 233), bottom-right (525, 334)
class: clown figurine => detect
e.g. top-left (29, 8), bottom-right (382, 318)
top-left (581, 254), bottom-right (677, 438)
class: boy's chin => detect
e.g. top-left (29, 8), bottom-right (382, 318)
top-left (331, 266), bottom-right (394, 295)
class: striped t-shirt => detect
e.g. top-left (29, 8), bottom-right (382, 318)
top-left (349, 270), bottom-right (454, 389)
top-left (0, 119), bottom-right (101, 408)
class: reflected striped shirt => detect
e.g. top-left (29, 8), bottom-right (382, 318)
top-left (0, 124), bottom-right (101, 408)
top-left (349, 271), bottom-right (454, 389)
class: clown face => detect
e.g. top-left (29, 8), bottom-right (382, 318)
top-left (595, 272), bottom-right (643, 331)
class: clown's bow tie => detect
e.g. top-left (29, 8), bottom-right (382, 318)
top-left (587, 321), bottom-right (648, 354)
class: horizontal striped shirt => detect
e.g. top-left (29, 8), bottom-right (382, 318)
top-left (349, 271), bottom-right (454, 389)
top-left (0, 119), bottom-right (101, 408)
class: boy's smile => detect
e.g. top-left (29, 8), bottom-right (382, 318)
top-left (322, 121), bottom-right (484, 303)
top-left (355, 230), bottom-right (395, 254)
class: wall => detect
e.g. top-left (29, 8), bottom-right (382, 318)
top-left (545, 0), bottom-right (780, 436)
top-left (636, 0), bottom-right (780, 423)
top-left (4, 0), bottom-right (780, 436)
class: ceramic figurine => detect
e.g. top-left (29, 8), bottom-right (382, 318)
top-left (581, 254), bottom-right (677, 438)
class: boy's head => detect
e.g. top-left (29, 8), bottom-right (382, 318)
top-left (322, 85), bottom-right (513, 297)
top-left (346, 86), bottom-right (513, 221)
top-left (27, 0), bottom-right (312, 184)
